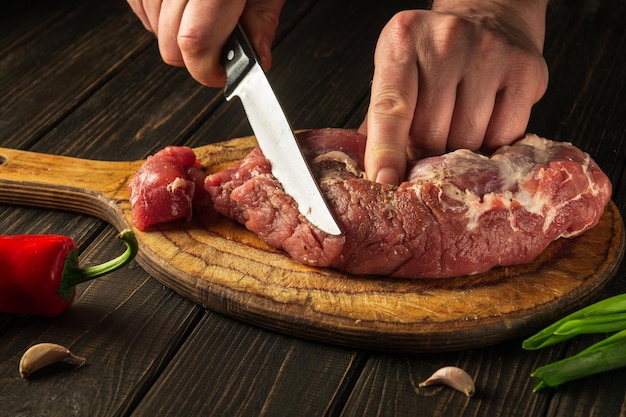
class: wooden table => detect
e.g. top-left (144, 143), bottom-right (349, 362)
top-left (1, 0), bottom-right (625, 416)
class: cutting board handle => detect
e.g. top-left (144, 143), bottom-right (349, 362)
top-left (0, 147), bottom-right (140, 230)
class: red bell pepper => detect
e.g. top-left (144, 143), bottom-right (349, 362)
top-left (0, 229), bottom-right (138, 316)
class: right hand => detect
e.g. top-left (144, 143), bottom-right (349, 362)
top-left (127, 0), bottom-right (286, 87)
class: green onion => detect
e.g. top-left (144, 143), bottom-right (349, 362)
top-left (530, 329), bottom-right (626, 391)
top-left (553, 313), bottom-right (626, 336)
top-left (523, 293), bottom-right (626, 350)
top-left (523, 293), bottom-right (626, 391)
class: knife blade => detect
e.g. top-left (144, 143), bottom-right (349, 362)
top-left (221, 25), bottom-right (341, 236)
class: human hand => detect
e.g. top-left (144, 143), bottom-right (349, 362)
top-left (359, 1), bottom-right (549, 185)
top-left (127, 0), bottom-right (285, 87)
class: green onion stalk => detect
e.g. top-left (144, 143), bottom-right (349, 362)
top-left (523, 293), bottom-right (626, 391)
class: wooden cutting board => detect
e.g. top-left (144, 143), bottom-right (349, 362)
top-left (0, 137), bottom-right (624, 352)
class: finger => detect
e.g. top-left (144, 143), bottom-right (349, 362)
top-left (157, 0), bottom-right (188, 66)
top-left (404, 14), bottom-right (467, 159)
top-left (407, 78), bottom-right (456, 159)
top-left (484, 61), bottom-right (548, 149)
top-left (127, 0), bottom-right (155, 32)
top-left (445, 79), bottom-right (497, 151)
top-left (178, 0), bottom-right (246, 87)
top-left (483, 89), bottom-right (533, 150)
top-left (364, 14), bottom-right (419, 185)
top-left (241, 0), bottom-right (285, 70)
top-left (144, 0), bottom-right (163, 34)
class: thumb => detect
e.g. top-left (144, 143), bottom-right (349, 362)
top-left (241, 0), bottom-right (286, 70)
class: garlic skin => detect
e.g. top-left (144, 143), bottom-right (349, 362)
top-left (419, 366), bottom-right (476, 397)
top-left (19, 343), bottom-right (86, 378)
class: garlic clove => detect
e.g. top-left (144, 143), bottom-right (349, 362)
top-left (19, 343), bottom-right (86, 378)
top-left (419, 366), bottom-right (476, 397)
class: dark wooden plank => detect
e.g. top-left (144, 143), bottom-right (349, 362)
top-left (340, 341), bottom-right (563, 417)
top-left (31, 43), bottom-right (223, 160)
top-left (0, 0), bottom-right (85, 57)
top-left (131, 313), bottom-right (367, 417)
top-left (541, 356), bottom-right (626, 417)
top-left (0, 1), bottom-right (153, 149)
top-left (529, 0), bottom-right (626, 173)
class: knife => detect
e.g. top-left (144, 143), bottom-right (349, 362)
top-left (221, 25), bottom-right (341, 236)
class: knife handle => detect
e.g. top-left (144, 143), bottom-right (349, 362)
top-left (221, 24), bottom-right (258, 99)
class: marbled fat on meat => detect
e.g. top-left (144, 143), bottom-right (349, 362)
top-left (205, 128), bottom-right (612, 279)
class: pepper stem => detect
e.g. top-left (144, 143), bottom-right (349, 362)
top-left (58, 229), bottom-right (139, 301)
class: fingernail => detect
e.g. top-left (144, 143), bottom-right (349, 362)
top-left (259, 38), bottom-right (272, 70)
top-left (375, 167), bottom-right (399, 185)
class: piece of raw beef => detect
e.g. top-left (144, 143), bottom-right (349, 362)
top-left (129, 146), bottom-right (210, 231)
top-left (205, 128), bottom-right (612, 279)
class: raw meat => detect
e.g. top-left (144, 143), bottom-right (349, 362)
top-left (205, 128), bottom-right (612, 279)
top-left (129, 146), bottom-right (210, 231)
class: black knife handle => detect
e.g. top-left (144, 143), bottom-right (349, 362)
top-left (221, 24), bottom-right (258, 98)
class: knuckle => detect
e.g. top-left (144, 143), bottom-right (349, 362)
top-left (386, 11), bottom-right (420, 37)
top-left (506, 70), bottom-right (545, 104)
top-left (380, 11), bottom-right (425, 60)
top-left (499, 50), bottom-right (549, 100)
top-left (370, 140), bottom-right (406, 156)
top-left (177, 28), bottom-right (207, 58)
top-left (370, 90), bottom-right (413, 120)
top-left (175, 30), bottom-right (224, 87)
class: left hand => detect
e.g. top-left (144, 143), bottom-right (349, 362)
top-left (359, 3), bottom-right (549, 185)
